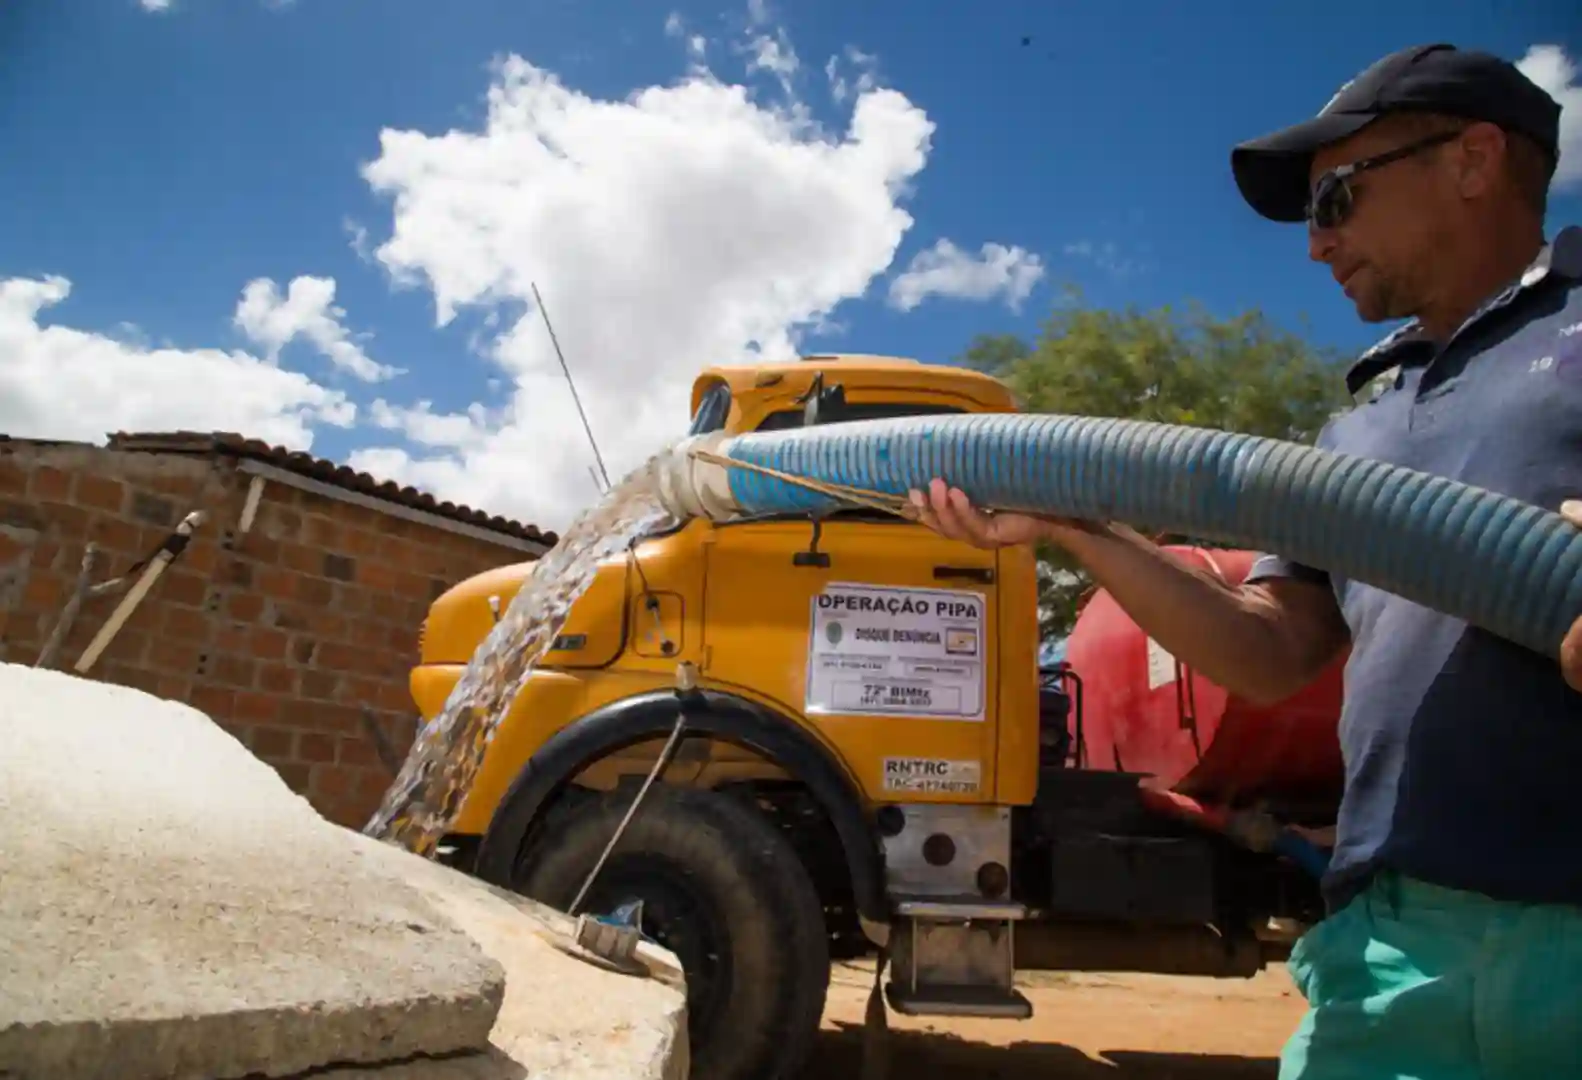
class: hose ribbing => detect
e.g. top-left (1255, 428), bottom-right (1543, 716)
top-left (712, 413), bottom-right (1582, 661)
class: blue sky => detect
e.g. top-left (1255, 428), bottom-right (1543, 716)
top-left (1, 0), bottom-right (1578, 529)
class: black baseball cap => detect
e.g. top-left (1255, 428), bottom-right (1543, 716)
top-left (1232, 43), bottom-right (1563, 223)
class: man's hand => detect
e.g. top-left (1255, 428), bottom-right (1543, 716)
top-left (1561, 500), bottom-right (1582, 693)
top-left (907, 479), bottom-right (1081, 549)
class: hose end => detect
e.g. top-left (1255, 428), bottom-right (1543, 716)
top-left (651, 433), bottom-right (741, 522)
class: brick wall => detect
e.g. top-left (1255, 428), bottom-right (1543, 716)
top-left (0, 441), bottom-right (540, 828)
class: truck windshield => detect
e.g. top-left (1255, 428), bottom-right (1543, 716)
top-left (688, 381), bottom-right (732, 435)
top-left (756, 401), bottom-right (963, 431)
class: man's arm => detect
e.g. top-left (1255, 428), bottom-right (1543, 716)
top-left (1059, 524), bottom-right (1350, 704)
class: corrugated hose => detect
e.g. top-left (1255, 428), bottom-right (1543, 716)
top-left (658, 412), bottom-right (1582, 663)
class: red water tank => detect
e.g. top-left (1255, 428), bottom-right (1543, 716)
top-left (1063, 545), bottom-right (1345, 810)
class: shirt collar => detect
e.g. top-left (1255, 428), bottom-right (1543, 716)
top-left (1343, 223), bottom-right (1582, 398)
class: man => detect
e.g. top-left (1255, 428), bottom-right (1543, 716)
top-left (911, 43), bottom-right (1582, 1079)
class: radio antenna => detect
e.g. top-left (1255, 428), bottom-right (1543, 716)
top-left (532, 281), bottom-right (611, 492)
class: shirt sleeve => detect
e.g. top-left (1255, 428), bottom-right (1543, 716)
top-left (1242, 416), bottom-right (1339, 588)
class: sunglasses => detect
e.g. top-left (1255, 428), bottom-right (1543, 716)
top-left (1306, 128), bottom-right (1464, 230)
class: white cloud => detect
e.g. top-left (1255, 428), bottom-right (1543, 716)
top-left (661, 11), bottom-right (711, 74)
top-left (138, 0), bottom-right (172, 10)
top-left (887, 239), bottom-right (1045, 313)
top-left (1517, 43), bottom-right (1581, 190)
top-left (742, 27), bottom-right (799, 95)
top-left (0, 275), bottom-right (354, 448)
top-left (1062, 239), bottom-right (1146, 279)
top-left (234, 275), bottom-right (400, 382)
top-left (826, 46), bottom-right (879, 104)
top-left (352, 24), bottom-right (937, 530)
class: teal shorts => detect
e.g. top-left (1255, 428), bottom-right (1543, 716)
top-left (1280, 871), bottom-right (1582, 1079)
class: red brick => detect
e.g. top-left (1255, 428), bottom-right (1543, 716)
top-left (280, 542), bottom-right (320, 577)
top-left (258, 663), bottom-right (299, 696)
top-left (249, 626), bottom-right (287, 661)
top-left (256, 567), bottom-right (297, 601)
top-left (160, 570), bottom-right (209, 608)
top-left (163, 606), bottom-right (210, 642)
top-left (107, 629), bottom-right (150, 665)
top-left (236, 532), bottom-right (280, 563)
top-left (0, 456), bottom-right (27, 496)
top-left (181, 539), bottom-right (220, 576)
top-left (274, 761), bottom-right (310, 792)
top-left (147, 638), bottom-right (202, 674)
top-left (234, 691), bottom-right (282, 724)
top-left (28, 540), bottom-right (62, 574)
top-left (107, 664), bottom-right (163, 697)
top-left (376, 534), bottom-right (413, 566)
top-left (227, 592), bottom-right (265, 621)
top-left (155, 676), bottom-right (192, 700)
top-left (389, 571), bottom-right (428, 602)
top-left (369, 592), bottom-right (406, 622)
top-left (303, 515), bottom-right (344, 549)
top-left (75, 474), bottom-right (127, 514)
top-left (315, 641), bottom-right (369, 673)
top-left (190, 685), bottom-right (236, 717)
top-left (356, 560), bottom-right (399, 592)
top-left (40, 502), bottom-right (90, 539)
top-left (267, 505), bottom-right (304, 537)
top-left (252, 725), bottom-right (296, 759)
top-left (377, 681), bottom-right (415, 713)
top-left (211, 623), bottom-right (249, 654)
top-left (342, 675), bottom-right (383, 706)
top-left (209, 654), bottom-right (256, 689)
top-left (31, 467), bottom-right (70, 501)
top-left (294, 700), bottom-right (360, 733)
top-left (356, 768), bottom-right (393, 801)
top-left (297, 732), bottom-right (336, 763)
top-left (343, 527), bottom-right (381, 557)
top-left (311, 764), bottom-right (357, 798)
top-left (298, 576), bottom-right (334, 607)
top-left (351, 618), bottom-right (387, 650)
top-left (301, 670), bottom-right (340, 699)
top-left (20, 575), bottom-right (62, 610)
top-left (143, 473), bottom-right (205, 499)
top-left (307, 611), bottom-right (346, 639)
top-left (337, 736), bottom-right (380, 767)
top-left (88, 517), bottom-right (144, 556)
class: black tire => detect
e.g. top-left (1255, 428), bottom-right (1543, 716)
top-left (514, 785), bottom-right (831, 1080)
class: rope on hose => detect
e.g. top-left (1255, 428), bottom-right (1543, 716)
top-left (689, 447), bottom-right (916, 518)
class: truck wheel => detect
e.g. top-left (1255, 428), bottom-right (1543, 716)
top-left (514, 785), bottom-right (831, 1080)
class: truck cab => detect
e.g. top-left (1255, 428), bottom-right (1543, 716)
top-left (411, 354), bottom-right (1338, 1080)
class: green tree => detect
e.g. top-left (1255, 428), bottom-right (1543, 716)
top-left (960, 294), bottom-right (1353, 642)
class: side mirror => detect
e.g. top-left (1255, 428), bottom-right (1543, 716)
top-left (800, 372), bottom-right (848, 427)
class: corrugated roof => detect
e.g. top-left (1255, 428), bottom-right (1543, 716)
top-left (103, 431), bottom-right (558, 547)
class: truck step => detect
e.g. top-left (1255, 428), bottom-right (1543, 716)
top-left (885, 983), bottom-right (1033, 1020)
top-left (893, 896), bottom-right (1028, 921)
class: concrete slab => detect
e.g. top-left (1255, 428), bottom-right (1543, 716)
top-left (0, 663), bottom-right (505, 1080)
top-left (320, 838), bottom-right (690, 1080)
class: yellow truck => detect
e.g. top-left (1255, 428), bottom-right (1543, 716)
top-left (411, 354), bottom-right (1338, 1080)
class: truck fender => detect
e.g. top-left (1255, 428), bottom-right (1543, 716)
top-left (472, 688), bottom-right (889, 925)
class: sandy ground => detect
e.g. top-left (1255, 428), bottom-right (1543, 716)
top-left (802, 960), bottom-right (1307, 1079)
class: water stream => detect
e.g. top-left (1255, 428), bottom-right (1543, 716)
top-left (363, 456), bottom-right (681, 857)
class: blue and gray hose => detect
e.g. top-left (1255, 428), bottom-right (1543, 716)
top-left (653, 413), bottom-right (1582, 662)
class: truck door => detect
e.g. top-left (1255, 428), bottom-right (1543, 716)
top-left (702, 514), bottom-right (1002, 804)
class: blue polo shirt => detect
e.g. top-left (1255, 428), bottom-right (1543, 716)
top-left (1249, 224), bottom-right (1582, 913)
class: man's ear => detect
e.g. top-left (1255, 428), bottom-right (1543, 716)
top-left (1452, 121), bottom-right (1506, 200)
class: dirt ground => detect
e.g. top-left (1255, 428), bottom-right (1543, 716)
top-left (802, 961), bottom-right (1306, 1079)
